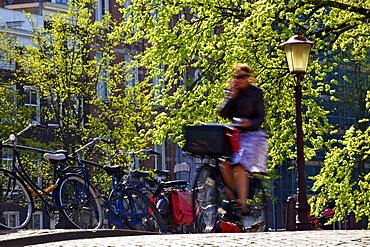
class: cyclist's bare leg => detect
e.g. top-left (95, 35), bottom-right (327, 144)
top-left (221, 160), bottom-right (235, 200)
top-left (234, 165), bottom-right (249, 210)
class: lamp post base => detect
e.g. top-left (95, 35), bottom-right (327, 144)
top-left (296, 201), bottom-right (313, 230)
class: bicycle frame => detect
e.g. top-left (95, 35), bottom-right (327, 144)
top-left (1, 138), bottom-right (97, 218)
top-left (123, 180), bottom-right (160, 227)
top-left (1, 124), bottom-right (107, 230)
top-left (101, 172), bottom-right (130, 228)
top-left (102, 167), bottom-right (167, 232)
top-left (2, 143), bottom-right (64, 211)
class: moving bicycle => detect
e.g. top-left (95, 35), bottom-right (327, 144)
top-left (184, 121), bottom-right (268, 233)
top-left (184, 63), bottom-right (269, 233)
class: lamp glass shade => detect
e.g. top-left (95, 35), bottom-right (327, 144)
top-left (284, 43), bottom-right (312, 74)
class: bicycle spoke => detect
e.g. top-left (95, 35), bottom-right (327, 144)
top-left (119, 188), bottom-right (165, 233)
top-left (0, 169), bottom-right (33, 229)
top-left (57, 175), bottom-right (103, 229)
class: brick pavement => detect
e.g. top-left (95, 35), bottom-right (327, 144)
top-left (2, 229), bottom-right (370, 247)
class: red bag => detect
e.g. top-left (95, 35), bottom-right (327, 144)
top-left (171, 190), bottom-right (193, 225)
top-left (219, 221), bottom-right (242, 233)
top-left (226, 128), bottom-right (241, 152)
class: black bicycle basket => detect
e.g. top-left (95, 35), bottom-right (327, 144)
top-left (183, 125), bottom-right (232, 158)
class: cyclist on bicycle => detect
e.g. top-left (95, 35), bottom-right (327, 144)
top-left (219, 63), bottom-right (268, 215)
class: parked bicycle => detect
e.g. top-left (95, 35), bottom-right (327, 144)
top-left (0, 123), bottom-right (104, 230)
top-left (183, 123), bottom-right (268, 233)
top-left (97, 149), bottom-right (167, 233)
top-left (136, 168), bottom-right (193, 233)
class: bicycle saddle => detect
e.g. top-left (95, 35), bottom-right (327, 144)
top-left (43, 152), bottom-right (67, 161)
top-left (103, 165), bottom-right (123, 175)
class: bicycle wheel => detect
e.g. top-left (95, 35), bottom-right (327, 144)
top-left (57, 174), bottom-right (103, 229)
top-left (119, 188), bottom-right (165, 233)
top-left (0, 168), bottom-right (33, 229)
top-left (192, 164), bottom-right (220, 233)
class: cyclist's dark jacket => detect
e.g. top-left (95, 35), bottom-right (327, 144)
top-left (219, 84), bottom-right (265, 132)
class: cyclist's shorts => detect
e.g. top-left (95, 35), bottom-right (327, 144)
top-left (231, 129), bottom-right (268, 173)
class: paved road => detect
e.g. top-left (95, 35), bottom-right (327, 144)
top-left (1, 229), bottom-right (370, 247)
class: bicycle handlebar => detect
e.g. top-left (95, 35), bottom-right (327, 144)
top-left (69, 137), bottom-right (111, 157)
top-left (2, 122), bottom-right (47, 144)
top-left (117, 149), bottom-right (160, 156)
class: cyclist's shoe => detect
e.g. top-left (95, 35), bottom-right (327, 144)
top-left (218, 200), bottom-right (231, 215)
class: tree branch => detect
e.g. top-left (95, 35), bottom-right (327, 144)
top-left (306, 0), bottom-right (370, 17)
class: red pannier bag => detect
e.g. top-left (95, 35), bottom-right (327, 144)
top-left (225, 127), bottom-right (241, 153)
top-left (171, 189), bottom-right (193, 225)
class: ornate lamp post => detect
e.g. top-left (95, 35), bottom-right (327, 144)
top-left (280, 35), bottom-right (315, 230)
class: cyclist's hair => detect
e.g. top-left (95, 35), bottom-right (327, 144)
top-left (232, 63), bottom-right (256, 83)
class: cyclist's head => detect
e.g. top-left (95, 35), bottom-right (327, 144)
top-left (232, 63), bottom-right (256, 84)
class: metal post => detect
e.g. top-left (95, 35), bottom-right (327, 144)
top-left (294, 75), bottom-right (313, 230)
top-left (347, 211), bottom-right (356, 230)
top-left (286, 196), bottom-right (296, 231)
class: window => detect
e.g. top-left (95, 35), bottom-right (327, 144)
top-left (3, 212), bottom-right (20, 228)
top-left (154, 142), bottom-right (166, 170)
top-left (23, 86), bottom-right (40, 123)
top-left (194, 69), bottom-right (201, 82)
top-left (97, 77), bottom-right (109, 100)
top-left (0, 35), bottom-right (16, 70)
top-left (0, 148), bottom-right (13, 169)
top-left (96, 0), bottom-right (109, 21)
top-left (31, 211), bottom-right (43, 229)
top-left (54, 0), bottom-right (68, 4)
top-left (96, 52), bottom-right (110, 99)
top-left (152, 64), bottom-right (165, 98)
top-left (124, 55), bottom-right (138, 87)
top-left (123, 1), bottom-right (137, 34)
top-left (123, 1), bottom-right (132, 21)
top-left (0, 55), bottom-right (15, 70)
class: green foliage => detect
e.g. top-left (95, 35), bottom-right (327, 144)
top-left (18, 0), bottom-right (119, 153)
top-left (112, 0), bottom-right (370, 223)
top-left (306, 0), bottom-right (370, 226)
top-left (1, 0), bottom-right (122, 191)
top-left (113, 0), bottom-right (339, 175)
top-left (0, 31), bottom-right (34, 137)
top-left (309, 127), bottom-right (370, 227)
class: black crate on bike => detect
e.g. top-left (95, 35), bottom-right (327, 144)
top-left (183, 125), bottom-right (232, 157)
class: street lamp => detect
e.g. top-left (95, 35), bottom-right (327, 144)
top-left (280, 35), bottom-right (315, 230)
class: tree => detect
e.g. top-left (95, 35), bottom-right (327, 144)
top-left (17, 0), bottom-right (119, 152)
top-left (309, 53), bottom-right (370, 225)
top-left (0, 30), bottom-right (36, 138)
top-left (113, 0), bottom-right (370, 223)
top-left (112, 0), bottom-right (363, 166)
